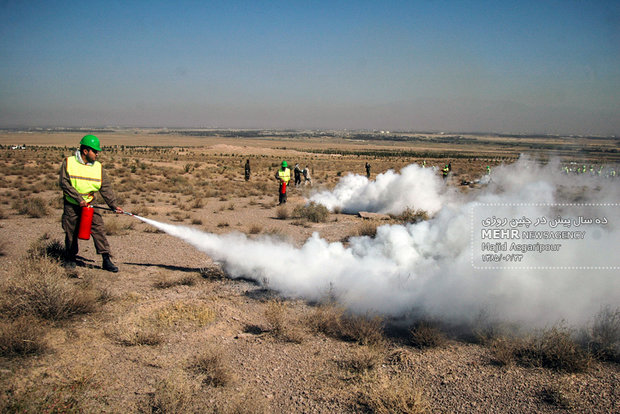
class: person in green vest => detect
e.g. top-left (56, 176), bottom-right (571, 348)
top-left (274, 160), bottom-right (291, 205)
top-left (59, 135), bottom-right (124, 272)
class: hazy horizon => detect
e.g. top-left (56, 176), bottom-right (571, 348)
top-left (2, 1), bottom-right (619, 136)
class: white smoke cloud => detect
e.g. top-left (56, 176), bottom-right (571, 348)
top-left (308, 163), bottom-right (451, 215)
top-left (136, 157), bottom-right (620, 327)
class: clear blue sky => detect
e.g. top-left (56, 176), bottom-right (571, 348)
top-left (1, 0), bottom-right (619, 134)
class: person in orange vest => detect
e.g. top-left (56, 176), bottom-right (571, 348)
top-left (59, 135), bottom-right (124, 272)
top-left (274, 161), bottom-right (291, 205)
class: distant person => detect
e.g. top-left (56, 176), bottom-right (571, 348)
top-left (442, 164), bottom-right (450, 180)
top-left (448, 162), bottom-right (452, 172)
top-left (303, 165), bottom-right (312, 186)
top-left (244, 159), bottom-right (251, 181)
top-left (294, 163), bottom-right (302, 186)
top-left (365, 162), bottom-right (371, 178)
top-left (59, 135), bottom-right (124, 272)
top-left (275, 161), bottom-right (291, 205)
top-left (486, 165), bottom-right (491, 175)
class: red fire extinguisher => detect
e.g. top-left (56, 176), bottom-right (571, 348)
top-left (78, 205), bottom-right (94, 240)
top-left (280, 181), bottom-right (287, 194)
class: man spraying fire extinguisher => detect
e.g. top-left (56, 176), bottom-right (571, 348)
top-left (59, 135), bottom-right (124, 272)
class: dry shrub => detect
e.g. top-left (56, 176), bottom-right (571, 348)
top-left (153, 273), bottom-right (197, 289)
top-left (189, 345), bottom-right (234, 387)
top-left (0, 316), bottom-right (46, 357)
top-left (337, 345), bottom-right (384, 376)
top-left (190, 197), bottom-right (204, 209)
top-left (538, 385), bottom-right (575, 409)
top-left (217, 387), bottom-right (269, 414)
top-left (488, 336), bottom-right (520, 366)
top-left (357, 221), bottom-right (379, 237)
top-left (198, 265), bottom-right (227, 280)
top-left (155, 301), bottom-right (216, 327)
top-left (132, 204), bottom-right (151, 217)
top-left (490, 326), bottom-right (590, 372)
top-left (248, 224), bottom-right (262, 234)
top-left (2, 256), bottom-right (97, 320)
top-left (390, 207), bottom-right (429, 224)
top-left (409, 321), bottom-right (447, 349)
top-left (276, 205), bottom-right (289, 220)
top-left (308, 304), bottom-right (385, 346)
top-left (264, 299), bottom-right (303, 343)
top-left (292, 202), bottom-right (330, 223)
top-left (523, 326), bottom-right (590, 372)
top-left (149, 370), bottom-right (198, 414)
top-left (587, 306), bottom-right (620, 362)
top-left (14, 196), bottom-right (49, 217)
top-left (26, 234), bottom-right (64, 261)
top-left (106, 318), bottom-right (164, 346)
top-left (357, 375), bottom-right (429, 414)
top-left (104, 218), bottom-right (133, 235)
top-left (191, 217), bottom-right (203, 225)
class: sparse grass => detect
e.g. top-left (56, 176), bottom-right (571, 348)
top-left (292, 202), bottom-right (330, 223)
top-left (248, 224), bottom-right (262, 234)
top-left (189, 345), bottom-right (234, 387)
top-left (191, 217), bottom-right (203, 225)
top-left (0, 316), bottom-right (46, 357)
top-left (409, 321), bottom-right (447, 349)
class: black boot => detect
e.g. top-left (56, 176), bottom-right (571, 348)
top-left (63, 254), bottom-right (77, 269)
top-left (102, 254), bottom-right (119, 273)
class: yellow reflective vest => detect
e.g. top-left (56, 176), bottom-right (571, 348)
top-left (277, 168), bottom-right (291, 183)
top-left (65, 156), bottom-right (102, 204)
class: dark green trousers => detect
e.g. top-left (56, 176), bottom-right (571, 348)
top-left (62, 201), bottom-right (111, 258)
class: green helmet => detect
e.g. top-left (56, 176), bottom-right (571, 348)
top-left (80, 135), bottom-right (101, 152)
top-left (282, 161), bottom-right (288, 168)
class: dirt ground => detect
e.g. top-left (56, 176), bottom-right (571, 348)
top-left (0, 131), bottom-right (618, 413)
